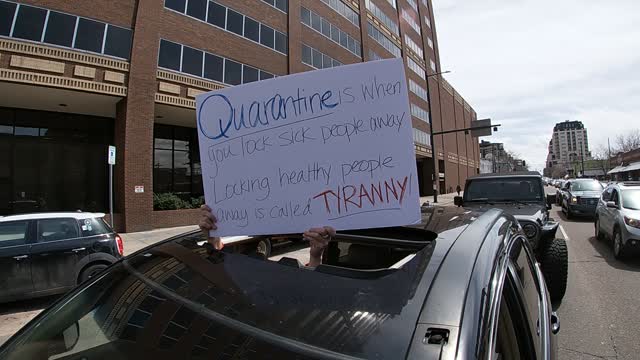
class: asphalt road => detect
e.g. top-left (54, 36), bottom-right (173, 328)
top-left (551, 191), bottom-right (640, 359)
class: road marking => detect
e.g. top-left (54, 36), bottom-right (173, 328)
top-left (559, 225), bottom-right (571, 242)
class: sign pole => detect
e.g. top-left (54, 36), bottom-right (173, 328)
top-left (108, 145), bottom-right (116, 228)
top-left (109, 164), bottom-right (114, 227)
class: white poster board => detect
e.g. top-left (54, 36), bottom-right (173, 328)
top-left (196, 58), bottom-right (420, 236)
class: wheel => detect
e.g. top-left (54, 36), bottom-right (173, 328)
top-left (78, 263), bottom-right (108, 283)
top-left (541, 238), bottom-right (568, 304)
top-left (595, 218), bottom-right (604, 241)
top-left (565, 205), bottom-right (572, 219)
top-left (256, 238), bottom-right (272, 259)
top-left (613, 228), bottom-right (626, 259)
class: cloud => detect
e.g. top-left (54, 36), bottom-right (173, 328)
top-left (432, 0), bottom-right (640, 173)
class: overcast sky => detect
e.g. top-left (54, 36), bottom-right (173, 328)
top-left (432, 0), bottom-right (640, 172)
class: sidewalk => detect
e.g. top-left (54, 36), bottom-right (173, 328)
top-left (120, 225), bottom-right (198, 255)
top-left (419, 191), bottom-right (462, 207)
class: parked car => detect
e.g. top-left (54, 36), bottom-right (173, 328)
top-left (560, 179), bottom-right (604, 218)
top-left (0, 208), bottom-right (559, 359)
top-left (595, 182), bottom-right (640, 258)
top-left (555, 180), bottom-right (568, 205)
top-left (454, 171), bottom-right (568, 303)
top-left (0, 212), bottom-right (123, 303)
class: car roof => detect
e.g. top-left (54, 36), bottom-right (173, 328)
top-left (468, 171), bottom-right (541, 180)
top-left (0, 212), bottom-right (105, 222)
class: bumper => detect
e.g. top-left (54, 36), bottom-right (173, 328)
top-left (620, 225), bottom-right (640, 249)
top-left (567, 203), bottom-right (597, 216)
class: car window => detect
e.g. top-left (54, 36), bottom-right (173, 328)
top-left (464, 177), bottom-right (543, 202)
top-left (509, 239), bottom-right (542, 351)
top-left (37, 218), bottom-right (80, 242)
top-left (571, 181), bottom-right (603, 191)
top-left (602, 187), bottom-right (612, 201)
top-left (0, 221), bottom-right (30, 247)
top-left (493, 271), bottom-right (536, 360)
top-left (77, 217), bottom-right (112, 236)
top-left (621, 189), bottom-right (639, 210)
top-left (611, 190), bottom-right (620, 206)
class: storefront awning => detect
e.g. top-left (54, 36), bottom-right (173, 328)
top-left (608, 166), bottom-right (626, 174)
top-left (624, 161), bottom-right (640, 172)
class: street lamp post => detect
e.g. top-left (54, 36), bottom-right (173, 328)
top-left (425, 70), bottom-right (450, 203)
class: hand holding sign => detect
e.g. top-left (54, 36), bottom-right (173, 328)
top-left (196, 58), bottom-right (420, 236)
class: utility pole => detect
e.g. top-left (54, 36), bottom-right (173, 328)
top-left (425, 70), bottom-right (451, 203)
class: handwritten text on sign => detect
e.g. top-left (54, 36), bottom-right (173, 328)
top-left (196, 58), bottom-right (420, 236)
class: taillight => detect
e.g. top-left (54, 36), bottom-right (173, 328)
top-left (115, 234), bottom-right (124, 256)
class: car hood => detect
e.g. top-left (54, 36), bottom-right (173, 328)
top-left (462, 203), bottom-right (543, 221)
top-left (571, 191), bottom-right (602, 198)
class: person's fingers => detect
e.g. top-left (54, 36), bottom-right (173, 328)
top-left (201, 205), bottom-right (217, 223)
top-left (201, 204), bottom-right (211, 212)
top-left (323, 226), bottom-right (336, 237)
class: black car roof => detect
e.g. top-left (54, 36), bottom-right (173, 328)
top-left (467, 171), bottom-right (541, 180)
top-left (0, 209), bottom-right (513, 360)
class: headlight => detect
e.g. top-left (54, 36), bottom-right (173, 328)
top-left (571, 197), bottom-right (578, 204)
top-left (624, 216), bottom-right (640, 229)
top-left (522, 223), bottom-right (538, 238)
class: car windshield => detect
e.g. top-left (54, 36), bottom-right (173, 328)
top-left (464, 177), bottom-right (543, 202)
top-left (571, 181), bottom-right (603, 191)
top-left (0, 230), bottom-right (436, 360)
top-left (622, 189), bottom-right (640, 210)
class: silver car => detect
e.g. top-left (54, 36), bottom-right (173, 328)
top-left (595, 182), bottom-right (640, 258)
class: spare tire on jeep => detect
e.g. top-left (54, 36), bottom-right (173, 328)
top-left (540, 238), bottom-right (568, 303)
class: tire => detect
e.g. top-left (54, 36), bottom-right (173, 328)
top-left (565, 205), bottom-right (572, 219)
top-left (541, 238), bottom-right (568, 304)
top-left (256, 238), bottom-right (272, 259)
top-left (613, 228), bottom-right (625, 260)
top-left (595, 218), bottom-right (604, 241)
top-left (78, 263), bottom-right (108, 283)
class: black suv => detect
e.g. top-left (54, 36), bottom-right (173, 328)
top-left (0, 208), bottom-right (559, 359)
top-left (559, 178), bottom-right (604, 218)
top-left (0, 212), bottom-right (123, 303)
top-left (454, 171), bottom-right (568, 303)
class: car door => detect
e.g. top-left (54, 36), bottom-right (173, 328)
top-left (0, 220), bottom-right (34, 300)
top-left (599, 187), bottom-right (613, 234)
top-left (608, 189), bottom-right (621, 233)
top-left (30, 218), bottom-right (92, 293)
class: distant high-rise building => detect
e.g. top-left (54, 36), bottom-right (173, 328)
top-left (545, 120), bottom-right (591, 175)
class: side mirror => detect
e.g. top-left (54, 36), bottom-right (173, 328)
top-left (606, 201), bottom-right (618, 209)
top-left (454, 196), bottom-right (463, 207)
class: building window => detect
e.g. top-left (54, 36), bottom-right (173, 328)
top-left (369, 50), bottom-right (384, 61)
top-left (367, 21), bottom-right (402, 58)
top-left (424, 15), bottom-right (431, 28)
top-left (427, 37), bottom-right (433, 49)
top-left (404, 34), bottom-right (424, 58)
top-left (164, 0), bottom-right (288, 55)
top-left (301, 44), bottom-right (342, 70)
top-left (413, 128), bottom-right (431, 146)
top-left (409, 79), bottom-right (428, 101)
top-left (408, 57), bottom-right (426, 80)
top-left (43, 11), bottom-right (75, 47)
top-left (301, 7), bottom-right (361, 58)
top-left (406, 0), bottom-right (418, 11)
top-left (430, 59), bottom-right (436, 71)
top-left (384, 0), bottom-right (397, 8)
top-left (401, 9), bottom-right (421, 35)
top-left (365, 0), bottom-right (399, 35)
top-left (319, 0), bottom-right (359, 27)
top-left (153, 124), bottom-right (203, 204)
top-left (411, 103), bottom-right (429, 123)
top-left (1, 1), bottom-right (132, 59)
top-left (261, 0), bottom-right (288, 13)
top-left (158, 39), bottom-right (275, 85)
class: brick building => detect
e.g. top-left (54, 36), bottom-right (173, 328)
top-left (0, 0), bottom-right (479, 231)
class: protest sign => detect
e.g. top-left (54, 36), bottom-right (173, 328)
top-left (196, 58), bottom-right (420, 236)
